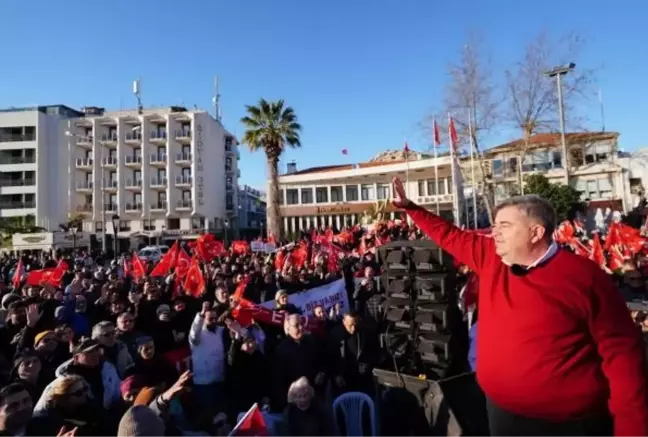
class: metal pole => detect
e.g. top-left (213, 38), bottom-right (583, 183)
top-left (556, 73), bottom-right (569, 185)
top-left (469, 110), bottom-right (478, 228)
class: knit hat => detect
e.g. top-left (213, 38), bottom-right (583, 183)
top-left (34, 330), bottom-right (54, 346)
top-left (117, 405), bottom-right (165, 436)
top-left (120, 375), bottom-right (145, 397)
top-left (155, 304), bottom-right (170, 315)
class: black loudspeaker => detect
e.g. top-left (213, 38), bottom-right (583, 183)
top-left (373, 369), bottom-right (489, 436)
top-left (377, 240), bottom-right (467, 379)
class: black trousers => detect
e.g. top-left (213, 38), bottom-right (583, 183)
top-left (486, 397), bottom-right (613, 436)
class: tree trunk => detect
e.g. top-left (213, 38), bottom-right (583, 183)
top-left (266, 156), bottom-right (282, 239)
top-left (472, 136), bottom-right (494, 225)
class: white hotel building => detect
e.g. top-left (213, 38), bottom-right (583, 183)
top-left (67, 106), bottom-right (239, 240)
top-left (0, 104), bottom-right (239, 243)
top-left (0, 105), bottom-right (80, 228)
top-left (276, 150), bottom-right (457, 235)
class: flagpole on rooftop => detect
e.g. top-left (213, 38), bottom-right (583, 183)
top-left (404, 141), bottom-right (410, 198)
top-left (433, 119), bottom-right (440, 215)
top-left (448, 114), bottom-right (460, 226)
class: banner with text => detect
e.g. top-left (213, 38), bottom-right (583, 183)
top-left (262, 279), bottom-right (349, 315)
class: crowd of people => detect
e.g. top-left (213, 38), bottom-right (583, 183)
top-left (0, 219), bottom-right (426, 436)
top-left (1, 184), bottom-right (648, 436)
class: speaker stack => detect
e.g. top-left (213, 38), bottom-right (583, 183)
top-left (376, 240), bottom-right (467, 379)
top-left (373, 240), bottom-right (487, 436)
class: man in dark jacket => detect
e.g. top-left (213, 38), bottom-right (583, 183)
top-left (227, 332), bottom-right (270, 416)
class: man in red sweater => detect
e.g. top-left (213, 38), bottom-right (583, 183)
top-left (392, 177), bottom-right (648, 436)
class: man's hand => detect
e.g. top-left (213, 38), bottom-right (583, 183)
top-left (391, 177), bottom-right (410, 208)
top-left (161, 370), bottom-right (192, 402)
top-left (26, 304), bottom-right (42, 328)
top-left (200, 301), bottom-right (211, 316)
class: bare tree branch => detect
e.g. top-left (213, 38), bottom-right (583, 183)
top-left (504, 31), bottom-right (596, 191)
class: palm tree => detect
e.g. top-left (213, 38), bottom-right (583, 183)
top-left (240, 99), bottom-right (302, 239)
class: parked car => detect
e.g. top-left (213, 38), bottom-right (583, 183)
top-left (137, 245), bottom-right (169, 263)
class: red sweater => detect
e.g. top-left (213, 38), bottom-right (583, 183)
top-left (405, 204), bottom-right (648, 436)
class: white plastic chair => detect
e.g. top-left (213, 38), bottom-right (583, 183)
top-left (332, 391), bottom-right (378, 436)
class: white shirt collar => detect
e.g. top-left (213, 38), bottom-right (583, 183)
top-left (502, 242), bottom-right (558, 269)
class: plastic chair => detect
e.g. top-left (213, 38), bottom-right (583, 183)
top-left (332, 391), bottom-right (378, 436)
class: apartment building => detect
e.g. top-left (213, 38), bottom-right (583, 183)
top-left (0, 105), bottom-right (82, 229)
top-left (460, 131), bottom-right (629, 212)
top-left (238, 184), bottom-right (266, 231)
top-left (276, 150), bottom-right (456, 235)
top-left (66, 105), bottom-right (239, 240)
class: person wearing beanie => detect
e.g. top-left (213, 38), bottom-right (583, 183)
top-left (118, 405), bottom-right (165, 437)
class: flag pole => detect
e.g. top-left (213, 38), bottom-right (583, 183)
top-left (469, 110), bottom-right (478, 229)
top-left (405, 141), bottom-right (410, 198)
top-left (433, 120), bottom-right (440, 215)
top-left (448, 113), bottom-right (460, 226)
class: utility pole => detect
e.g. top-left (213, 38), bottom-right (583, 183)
top-left (544, 63), bottom-right (575, 186)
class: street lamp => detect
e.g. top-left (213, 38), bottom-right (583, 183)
top-left (65, 129), bottom-right (107, 253)
top-left (111, 214), bottom-right (120, 257)
top-left (224, 218), bottom-right (230, 247)
top-left (544, 62), bottom-right (575, 185)
top-left (159, 225), bottom-right (166, 246)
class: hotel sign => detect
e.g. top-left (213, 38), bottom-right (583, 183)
top-left (316, 206), bottom-right (351, 214)
top-left (195, 124), bottom-right (205, 207)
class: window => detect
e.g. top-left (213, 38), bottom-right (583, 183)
top-left (134, 193), bottom-right (142, 204)
top-left (345, 185), bottom-right (358, 201)
top-left (427, 180), bottom-right (437, 196)
top-left (492, 159), bottom-right (503, 177)
top-left (331, 186), bottom-right (343, 202)
top-left (360, 184), bottom-right (374, 201)
top-left (158, 192), bottom-right (167, 203)
top-left (315, 187), bottom-right (328, 203)
top-left (286, 189), bottom-right (299, 205)
top-left (134, 170), bottom-right (141, 183)
top-left (301, 188), bottom-right (313, 204)
top-left (182, 190), bottom-right (191, 201)
top-left (0, 126), bottom-right (36, 142)
top-left (551, 150), bottom-right (562, 169)
top-left (577, 178), bottom-right (614, 200)
top-left (181, 145), bottom-right (190, 155)
top-left (444, 178), bottom-right (451, 193)
top-left (585, 143), bottom-right (610, 164)
top-left (226, 176), bottom-right (233, 189)
top-left (279, 189), bottom-right (284, 205)
top-left (377, 184), bottom-right (390, 200)
top-left (181, 168), bottom-right (191, 178)
top-left (418, 180), bottom-right (425, 197)
top-left (157, 169), bottom-right (166, 179)
top-left (192, 217), bottom-right (204, 230)
top-left (508, 157), bottom-right (518, 174)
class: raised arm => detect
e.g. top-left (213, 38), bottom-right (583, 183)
top-left (392, 177), bottom-right (493, 273)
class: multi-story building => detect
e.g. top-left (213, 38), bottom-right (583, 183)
top-left (237, 184), bottom-right (266, 233)
top-left (462, 131), bottom-right (628, 212)
top-left (66, 105), bottom-right (239, 243)
top-left (0, 105), bottom-right (83, 230)
top-left (276, 150), bottom-right (456, 235)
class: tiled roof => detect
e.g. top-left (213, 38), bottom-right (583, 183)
top-left (487, 131), bottom-right (619, 153)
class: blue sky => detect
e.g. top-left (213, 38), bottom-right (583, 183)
top-left (1, 0), bottom-right (646, 190)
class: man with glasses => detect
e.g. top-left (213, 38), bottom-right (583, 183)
top-left (91, 321), bottom-right (134, 378)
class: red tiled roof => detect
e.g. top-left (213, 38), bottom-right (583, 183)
top-left (488, 131), bottom-right (619, 153)
top-left (287, 159), bottom-right (407, 176)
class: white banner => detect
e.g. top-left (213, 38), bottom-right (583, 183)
top-left (251, 242), bottom-right (278, 253)
top-left (262, 279), bottom-right (350, 315)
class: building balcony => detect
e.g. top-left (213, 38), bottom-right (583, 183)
top-left (76, 204), bottom-right (93, 214)
top-left (175, 175), bottom-right (192, 186)
top-left (125, 131), bottom-right (142, 145)
top-left (174, 130), bottom-right (191, 143)
top-left (151, 201), bottom-right (168, 211)
top-left (75, 181), bottom-right (93, 191)
top-left (150, 153), bottom-right (167, 166)
top-left (102, 179), bottom-right (118, 190)
top-left (100, 133), bottom-right (118, 146)
top-left (75, 136), bottom-right (93, 149)
top-left (125, 156), bottom-right (142, 167)
top-left (0, 201), bottom-right (36, 209)
top-left (0, 156), bottom-right (36, 165)
top-left (124, 179), bottom-right (142, 190)
top-left (176, 199), bottom-right (192, 210)
top-left (102, 157), bottom-right (117, 168)
top-left (0, 178), bottom-right (35, 187)
top-left (125, 202), bottom-right (142, 213)
top-left (150, 131), bottom-right (167, 144)
top-left (225, 165), bottom-right (232, 173)
top-left (104, 203), bottom-right (117, 213)
top-left (150, 177), bottom-right (167, 188)
top-left (175, 152), bottom-right (192, 164)
top-left (75, 158), bottom-right (93, 169)
top-left (236, 149), bottom-right (240, 160)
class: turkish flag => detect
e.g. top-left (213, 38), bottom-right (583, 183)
top-left (229, 403), bottom-right (268, 436)
top-left (131, 252), bottom-right (147, 281)
top-left (12, 258), bottom-right (24, 289)
top-left (183, 258), bottom-right (205, 297)
top-left (174, 247), bottom-right (192, 278)
top-left (150, 243), bottom-right (178, 277)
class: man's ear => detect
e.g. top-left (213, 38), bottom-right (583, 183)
top-left (531, 225), bottom-right (547, 244)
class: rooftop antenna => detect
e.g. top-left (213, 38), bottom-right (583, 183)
top-left (212, 76), bottom-right (222, 122)
top-left (132, 79), bottom-right (143, 115)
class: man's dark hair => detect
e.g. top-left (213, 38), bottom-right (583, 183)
top-left (494, 195), bottom-right (557, 241)
top-left (344, 310), bottom-right (361, 320)
top-left (0, 383), bottom-right (27, 407)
